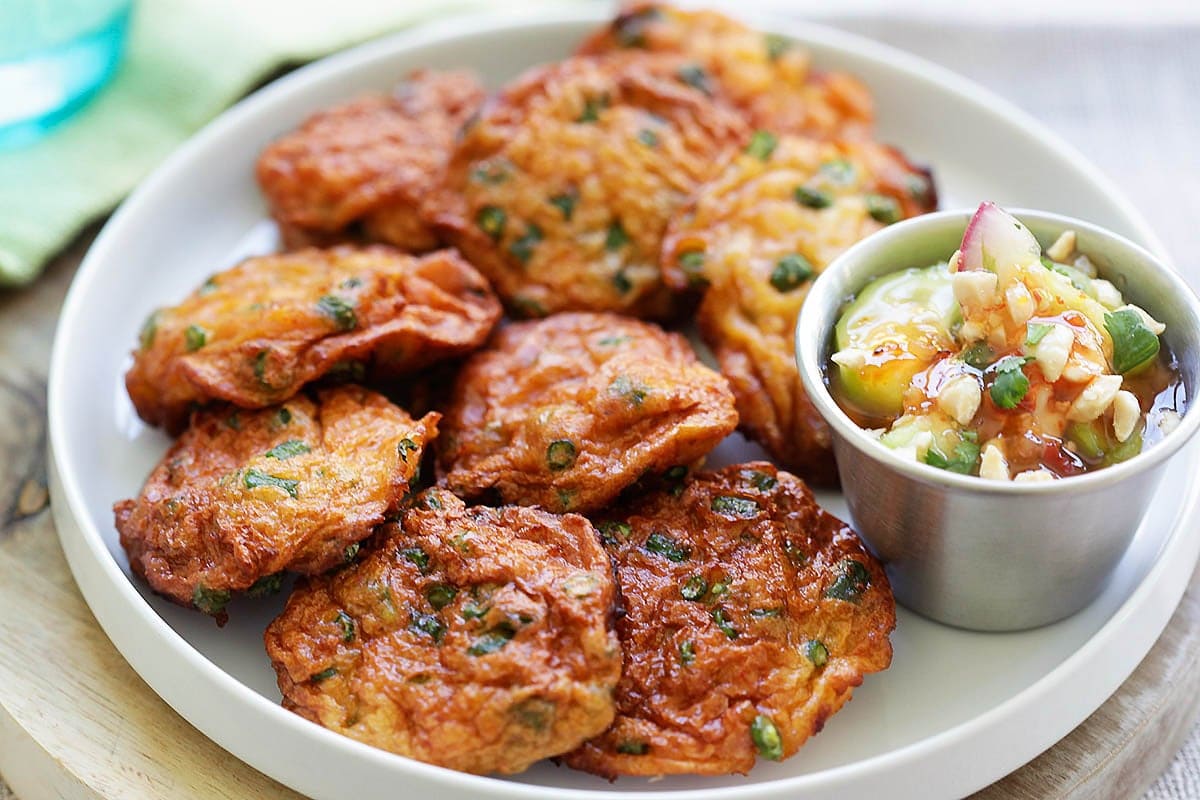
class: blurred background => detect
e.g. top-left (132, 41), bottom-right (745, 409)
top-left (1, 0), bottom-right (1197, 287)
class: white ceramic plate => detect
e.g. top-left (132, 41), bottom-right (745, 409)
top-left (47, 6), bottom-right (1200, 800)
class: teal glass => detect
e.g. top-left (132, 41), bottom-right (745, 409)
top-left (0, 0), bottom-right (132, 149)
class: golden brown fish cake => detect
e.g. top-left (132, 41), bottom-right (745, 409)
top-left (577, 3), bottom-right (874, 140)
top-left (256, 69), bottom-right (485, 252)
top-left (264, 489), bottom-right (621, 775)
top-left (438, 312), bottom-right (738, 513)
top-left (563, 462), bottom-right (894, 777)
top-left (661, 137), bottom-right (937, 484)
top-left (422, 54), bottom-right (748, 319)
top-left (125, 246), bottom-right (500, 434)
top-left (114, 386), bottom-right (438, 621)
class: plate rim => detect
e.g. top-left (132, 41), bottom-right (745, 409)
top-left (45, 6), bottom-right (1196, 799)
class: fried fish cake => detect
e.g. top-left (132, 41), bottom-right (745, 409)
top-left (264, 489), bottom-right (621, 775)
top-left (661, 137), bottom-right (937, 483)
top-left (577, 3), bottom-right (873, 140)
top-left (126, 246), bottom-right (500, 434)
top-left (114, 386), bottom-right (438, 620)
top-left (438, 312), bottom-right (738, 513)
top-left (564, 462), bottom-right (894, 777)
top-left (256, 69), bottom-right (485, 252)
top-left (423, 54), bottom-right (748, 319)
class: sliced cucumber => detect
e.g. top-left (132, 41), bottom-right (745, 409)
top-left (834, 263), bottom-right (958, 418)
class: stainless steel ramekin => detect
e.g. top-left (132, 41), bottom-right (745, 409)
top-left (796, 209), bottom-right (1200, 630)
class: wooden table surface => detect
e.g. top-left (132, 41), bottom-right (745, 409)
top-left (3, 233), bottom-right (1200, 800)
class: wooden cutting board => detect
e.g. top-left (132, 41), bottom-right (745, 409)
top-left (3, 233), bottom-right (1198, 800)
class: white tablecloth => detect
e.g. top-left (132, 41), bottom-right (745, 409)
top-left (3, 5), bottom-right (1197, 800)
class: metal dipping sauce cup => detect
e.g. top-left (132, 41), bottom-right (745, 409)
top-left (796, 209), bottom-right (1200, 631)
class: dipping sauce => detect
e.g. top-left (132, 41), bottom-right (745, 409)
top-left (829, 202), bottom-right (1185, 481)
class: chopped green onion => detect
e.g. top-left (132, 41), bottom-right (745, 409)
top-left (1105, 308), bottom-right (1161, 374)
top-left (576, 94), bottom-right (609, 123)
top-left (508, 224), bottom-right (543, 264)
top-left (310, 667), bottom-right (338, 683)
top-left (265, 439), bottom-right (310, 460)
top-left (335, 610), bottom-right (356, 642)
top-left (139, 310), bottom-right (160, 350)
top-left (397, 437), bottom-right (418, 462)
top-left (343, 543), bottom-right (360, 563)
top-left (608, 375), bottom-right (648, 406)
top-left (468, 623), bottom-right (516, 655)
top-left (616, 739), bottom-right (649, 755)
top-left (184, 324), bottom-right (208, 352)
top-left (750, 607), bottom-right (781, 618)
top-left (613, 5), bottom-right (660, 47)
top-left (243, 468), bottom-right (298, 498)
top-left (904, 173), bottom-right (933, 204)
top-left (681, 574), bottom-right (708, 601)
top-left (372, 581), bottom-right (398, 622)
top-left (548, 191), bottom-right (577, 220)
top-left (825, 559), bottom-right (870, 602)
top-left (679, 640), bottom-right (696, 666)
top-left (676, 64), bottom-right (711, 95)
top-left (751, 714), bottom-right (783, 760)
top-left (597, 520), bottom-right (632, 546)
top-left (865, 193), bottom-right (901, 225)
top-left (461, 599), bottom-right (491, 621)
top-left (510, 296), bottom-right (547, 318)
top-left (402, 547), bottom-right (431, 573)
top-left (470, 161), bottom-right (509, 184)
top-left (784, 537), bottom-right (807, 566)
top-left (819, 158), bottom-right (856, 185)
top-left (645, 531), bottom-right (691, 562)
top-left (743, 469), bottom-right (777, 491)
top-left (409, 612), bottom-right (446, 644)
top-left (745, 130), bottom-right (778, 161)
top-left (711, 607), bottom-right (739, 639)
top-left (511, 698), bottom-right (555, 731)
top-left (325, 359), bottom-right (365, 383)
top-left (678, 250), bottom-right (706, 279)
top-left (317, 295), bottom-right (357, 331)
top-left (556, 488), bottom-right (576, 510)
top-left (546, 439), bottom-right (577, 471)
top-left (476, 205), bottom-right (507, 241)
top-left (765, 33), bottom-right (791, 61)
top-left (612, 270), bottom-right (633, 294)
top-left (804, 639), bottom-right (828, 666)
top-left (192, 584), bottom-right (231, 616)
top-left (427, 584), bottom-right (458, 611)
top-left (711, 495), bottom-right (759, 518)
top-left (605, 220), bottom-right (630, 251)
top-left (770, 254), bottom-right (814, 292)
top-left (247, 572), bottom-right (284, 598)
top-left (637, 128), bottom-right (659, 147)
top-left (794, 185), bottom-right (832, 209)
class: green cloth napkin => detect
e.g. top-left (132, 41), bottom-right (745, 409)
top-left (0, 0), bottom-right (572, 287)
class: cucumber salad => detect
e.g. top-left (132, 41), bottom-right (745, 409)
top-left (830, 202), bottom-right (1183, 481)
